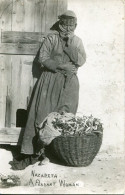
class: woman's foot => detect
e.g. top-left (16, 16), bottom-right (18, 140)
top-left (38, 157), bottom-right (50, 166)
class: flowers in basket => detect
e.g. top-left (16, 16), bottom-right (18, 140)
top-left (51, 113), bottom-right (103, 136)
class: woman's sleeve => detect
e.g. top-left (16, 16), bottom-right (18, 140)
top-left (63, 37), bottom-right (86, 67)
top-left (38, 35), bottom-right (59, 72)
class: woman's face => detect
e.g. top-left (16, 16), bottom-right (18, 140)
top-left (61, 23), bottom-right (76, 33)
top-left (59, 16), bottom-right (77, 37)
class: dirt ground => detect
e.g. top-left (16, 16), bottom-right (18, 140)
top-left (0, 147), bottom-right (124, 194)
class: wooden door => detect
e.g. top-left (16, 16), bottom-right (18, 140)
top-left (0, 0), bottom-right (67, 144)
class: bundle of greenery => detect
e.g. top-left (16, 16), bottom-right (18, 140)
top-left (51, 113), bottom-right (103, 136)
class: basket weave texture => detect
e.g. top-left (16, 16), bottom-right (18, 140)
top-left (50, 133), bottom-right (103, 167)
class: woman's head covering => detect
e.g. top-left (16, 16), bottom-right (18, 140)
top-left (58, 10), bottom-right (77, 26)
top-left (58, 10), bottom-right (77, 38)
top-left (59, 10), bottom-right (77, 18)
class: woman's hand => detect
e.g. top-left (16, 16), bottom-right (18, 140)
top-left (57, 62), bottom-right (77, 74)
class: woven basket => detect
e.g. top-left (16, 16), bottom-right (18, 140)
top-left (50, 132), bottom-right (103, 167)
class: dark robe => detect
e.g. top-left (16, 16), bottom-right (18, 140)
top-left (21, 32), bottom-right (86, 155)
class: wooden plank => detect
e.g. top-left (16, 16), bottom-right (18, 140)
top-left (0, 127), bottom-right (24, 145)
top-left (11, 0), bottom-right (25, 31)
top-left (34, 0), bottom-right (46, 32)
top-left (5, 86), bottom-right (12, 127)
top-left (0, 0), bottom-right (13, 32)
top-left (0, 135), bottom-right (18, 142)
top-left (4, 55), bottom-right (12, 127)
top-left (24, 0), bottom-right (35, 32)
top-left (0, 127), bottom-right (22, 135)
top-left (18, 56), bottom-right (33, 109)
top-left (4, 55), bottom-right (12, 87)
top-left (0, 43), bottom-right (41, 55)
top-left (0, 55), bottom-right (8, 128)
top-left (45, 0), bottom-right (58, 32)
top-left (1, 31), bottom-right (45, 43)
top-left (10, 56), bottom-right (22, 127)
top-left (0, 55), bottom-right (12, 128)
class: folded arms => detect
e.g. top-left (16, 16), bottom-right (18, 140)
top-left (38, 34), bottom-right (86, 74)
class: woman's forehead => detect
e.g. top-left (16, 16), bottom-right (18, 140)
top-left (60, 17), bottom-right (77, 25)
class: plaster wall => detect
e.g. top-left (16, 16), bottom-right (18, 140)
top-left (68, 0), bottom-right (124, 153)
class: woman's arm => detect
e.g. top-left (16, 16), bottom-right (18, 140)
top-left (38, 35), bottom-right (60, 72)
top-left (63, 36), bottom-right (86, 67)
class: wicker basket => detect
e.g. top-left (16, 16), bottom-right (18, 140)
top-left (50, 132), bottom-right (103, 167)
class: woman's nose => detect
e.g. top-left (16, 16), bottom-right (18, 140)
top-left (65, 25), bottom-right (70, 32)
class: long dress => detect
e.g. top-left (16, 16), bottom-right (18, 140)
top-left (21, 32), bottom-right (86, 155)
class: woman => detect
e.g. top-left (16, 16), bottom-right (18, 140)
top-left (10, 10), bottom-right (86, 169)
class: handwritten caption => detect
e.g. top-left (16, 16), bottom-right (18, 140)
top-left (28, 170), bottom-right (84, 188)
